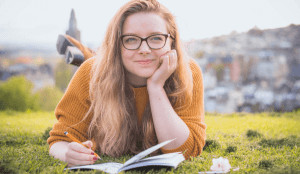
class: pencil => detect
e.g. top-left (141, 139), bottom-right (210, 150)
top-left (64, 131), bottom-right (101, 159)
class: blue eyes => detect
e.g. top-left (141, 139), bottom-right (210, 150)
top-left (124, 37), bottom-right (138, 43)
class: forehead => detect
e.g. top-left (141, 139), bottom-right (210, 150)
top-left (122, 12), bottom-right (168, 35)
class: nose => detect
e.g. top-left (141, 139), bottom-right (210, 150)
top-left (138, 40), bottom-right (151, 55)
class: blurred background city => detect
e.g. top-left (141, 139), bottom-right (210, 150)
top-left (0, 0), bottom-right (300, 113)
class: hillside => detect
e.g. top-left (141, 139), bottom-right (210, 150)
top-left (187, 24), bottom-right (300, 58)
top-left (186, 24), bottom-right (300, 113)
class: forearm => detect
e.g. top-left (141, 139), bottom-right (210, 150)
top-left (147, 84), bottom-right (190, 150)
top-left (49, 141), bottom-right (69, 162)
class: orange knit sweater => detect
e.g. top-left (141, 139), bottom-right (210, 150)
top-left (47, 57), bottom-right (206, 159)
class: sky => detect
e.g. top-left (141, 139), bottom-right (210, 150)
top-left (0, 0), bottom-right (300, 49)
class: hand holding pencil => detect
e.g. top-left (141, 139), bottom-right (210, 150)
top-left (64, 131), bottom-right (101, 160)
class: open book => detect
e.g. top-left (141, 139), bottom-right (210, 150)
top-left (66, 139), bottom-right (185, 174)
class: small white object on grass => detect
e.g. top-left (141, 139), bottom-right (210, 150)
top-left (199, 157), bottom-right (233, 174)
top-left (210, 157), bottom-right (231, 172)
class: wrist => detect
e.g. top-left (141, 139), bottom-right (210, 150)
top-left (147, 78), bottom-right (164, 89)
top-left (147, 80), bottom-right (161, 89)
top-left (147, 83), bottom-right (165, 95)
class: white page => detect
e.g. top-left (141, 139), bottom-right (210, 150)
top-left (122, 139), bottom-right (175, 167)
top-left (120, 153), bottom-right (185, 172)
top-left (138, 152), bottom-right (181, 162)
top-left (66, 139), bottom-right (177, 173)
top-left (66, 162), bottom-right (123, 174)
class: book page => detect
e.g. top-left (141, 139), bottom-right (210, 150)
top-left (66, 139), bottom-right (178, 173)
top-left (66, 162), bottom-right (123, 174)
top-left (120, 152), bottom-right (185, 172)
top-left (122, 139), bottom-right (175, 167)
top-left (138, 152), bottom-right (181, 162)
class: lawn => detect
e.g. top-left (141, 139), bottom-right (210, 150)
top-left (0, 110), bottom-right (299, 173)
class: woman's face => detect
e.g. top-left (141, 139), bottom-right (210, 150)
top-left (121, 12), bottom-right (172, 87)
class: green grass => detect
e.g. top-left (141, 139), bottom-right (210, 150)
top-left (0, 110), bottom-right (299, 173)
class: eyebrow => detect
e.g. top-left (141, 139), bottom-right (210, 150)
top-left (122, 31), bottom-right (165, 36)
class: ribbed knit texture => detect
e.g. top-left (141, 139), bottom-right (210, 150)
top-left (47, 57), bottom-right (206, 159)
top-left (133, 87), bottom-right (149, 124)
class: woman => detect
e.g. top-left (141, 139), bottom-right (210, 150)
top-left (48, 0), bottom-right (206, 167)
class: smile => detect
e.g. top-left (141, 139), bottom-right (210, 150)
top-left (135, 59), bottom-right (154, 65)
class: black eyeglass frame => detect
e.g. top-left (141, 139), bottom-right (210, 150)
top-left (121, 33), bottom-right (174, 50)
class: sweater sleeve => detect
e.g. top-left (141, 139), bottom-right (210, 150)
top-left (47, 58), bottom-right (95, 149)
top-left (161, 59), bottom-right (206, 159)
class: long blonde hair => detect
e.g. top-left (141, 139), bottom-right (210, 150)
top-left (86, 0), bottom-right (193, 157)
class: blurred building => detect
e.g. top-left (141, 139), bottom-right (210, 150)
top-left (66, 9), bottom-right (81, 41)
top-left (189, 24), bottom-right (300, 113)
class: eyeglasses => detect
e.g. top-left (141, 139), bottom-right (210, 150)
top-left (121, 34), bottom-right (173, 50)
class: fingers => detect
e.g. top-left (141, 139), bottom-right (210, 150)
top-left (160, 50), bottom-right (177, 72)
top-left (160, 54), bottom-right (169, 66)
top-left (169, 50), bottom-right (177, 70)
top-left (65, 142), bottom-right (98, 166)
top-left (69, 141), bottom-right (94, 153)
top-left (82, 140), bottom-right (93, 149)
top-left (67, 151), bottom-right (97, 166)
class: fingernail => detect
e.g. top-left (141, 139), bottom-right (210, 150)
top-left (91, 152), bottom-right (94, 155)
top-left (93, 157), bottom-right (98, 161)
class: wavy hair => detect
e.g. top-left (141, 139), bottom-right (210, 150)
top-left (85, 0), bottom-right (193, 157)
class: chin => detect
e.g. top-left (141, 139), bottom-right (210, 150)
top-left (137, 72), bottom-right (154, 79)
top-left (144, 68), bottom-right (158, 77)
top-left (126, 68), bottom-right (156, 81)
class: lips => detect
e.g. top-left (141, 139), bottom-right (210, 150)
top-left (135, 59), bottom-right (153, 65)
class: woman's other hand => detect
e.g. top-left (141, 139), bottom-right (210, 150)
top-left (147, 49), bottom-right (177, 88)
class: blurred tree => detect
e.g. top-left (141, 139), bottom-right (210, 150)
top-left (54, 59), bottom-right (73, 91)
top-left (35, 86), bottom-right (63, 111)
top-left (0, 76), bottom-right (39, 111)
top-left (194, 50), bottom-right (204, 59)
top-left (213, 64), bottom-right (224, 82)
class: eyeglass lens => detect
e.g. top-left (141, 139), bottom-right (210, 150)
top-left (122, 34), bottom-right (167, 50)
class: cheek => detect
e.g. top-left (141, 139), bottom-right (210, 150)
top-left (121, 49), bottom-right (137, 73)
top-left (121, 49), bottom-right (132, 63)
